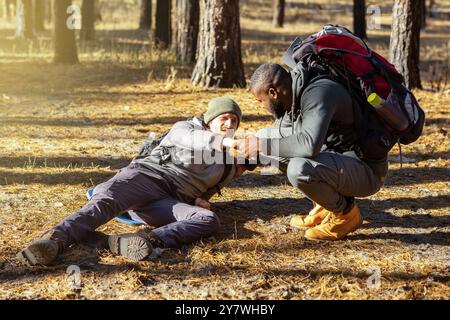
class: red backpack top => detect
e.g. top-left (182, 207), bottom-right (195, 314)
top-left (282, 25), bottom-right (424, 146)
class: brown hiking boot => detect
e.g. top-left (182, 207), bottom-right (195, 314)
top-left (17, 229), bottom-right (68, 266)
top-left (290, 203), bottom-right (331, 228)
top-left (108, 230), bottom-right (163, 262)
top-left (304, 202), bottom-right (363, 241)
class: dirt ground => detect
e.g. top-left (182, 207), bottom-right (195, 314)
top-left (0, 0), bottom-right (449, 299)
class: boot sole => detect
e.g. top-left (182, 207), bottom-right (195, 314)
top-left (108, 235), bottom-right (152, 261)
top-left (16, 240), bottom-right (59, 266)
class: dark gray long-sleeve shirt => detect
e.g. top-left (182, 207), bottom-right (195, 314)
top-left (260, 78), bottom-right (388, 177)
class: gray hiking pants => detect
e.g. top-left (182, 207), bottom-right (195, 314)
top-left (54, 163), bottom-right (220, 248)
top-left (257, 126), bottom-right (387, 212)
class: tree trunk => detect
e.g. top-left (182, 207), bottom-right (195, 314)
top-left (15, 0), bottom-right (34, 39)
top-left (45, 0), bottom-right (52, 23)
top-left (155, 0), bottom-right (171, 48)
top-left (428, 0), bottom-right (435, 18)
top-left (1, 0), bottom-right (5, 19)
top-left (353, 0), bottom-right (367, 39)
top-left (54, 0), bottom-right (79, 64)
top-left (420, 0), bottom-right (426, 29)
top-left (34, 0), bottom-right (46, 31)
top-left (272, 0), bottom-right (285, 28)
top-left (191, 0), bottom-right (245, 88)
top-left (389, 0), bottom-right (422, 89)
top-left (139, 0), bottom-right (151, 30)
top-left (173, 0), bottom-right (199, 65)
top-left (80, 0), bottom-right (95, 41)
top-left (5, 0), bottom-right (14, 20)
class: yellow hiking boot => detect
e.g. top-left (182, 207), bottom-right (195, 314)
top-left (304, 202), bottom-right (363, 240)
top-left (290, 204), bottom-right (331, 228)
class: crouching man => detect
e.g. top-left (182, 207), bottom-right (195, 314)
top-left (18, 97), bottom-right (249, 265)
top-left (234, 63), bottom-right (386, 241)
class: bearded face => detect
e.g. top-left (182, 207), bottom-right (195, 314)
top-left (268, 99), bottom-right (286, 119)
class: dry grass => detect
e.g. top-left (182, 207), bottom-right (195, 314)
top-left (0, 0), bottom-right (449, 300)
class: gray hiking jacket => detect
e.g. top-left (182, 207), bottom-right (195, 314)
top-left (132, 117), bottom-right (237, 203)
top-left (260, 78), bottom-right (388, 177)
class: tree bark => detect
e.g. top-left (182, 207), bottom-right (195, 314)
top-left (191, 0), bottom-right (245, 88)
top-left (173, 0), bottom-right (199, 65)
top-left (81, 0), bottom-right (95, 41)
top-left (139, 0), bottom-right (151, 30)
top-left (389, 0), bottom-right (422, 89)
top-left (353, 0), bottom-right (367, 39)
top-left (54, 0), bottom-right (79, 64)
top-left (155, 0), bottom-right (171, 48)
top-left (272, 0), bottom-right (285, 28)
top-left (34, 0), bottom-right (46, 31)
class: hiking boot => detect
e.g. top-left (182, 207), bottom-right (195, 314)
top-left (290, 203), bottom-right (331, 228)
top-left (108, 230), bottom-right (163, 262)
top-left (16, 229), bottom-right (68, 266)
top-left (304, 202), bottom-right (363, 241)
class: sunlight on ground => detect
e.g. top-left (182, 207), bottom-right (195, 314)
top-left (0, 0), bottom-right (448, 299)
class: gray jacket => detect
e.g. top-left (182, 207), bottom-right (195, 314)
top-left (133, 117), bottom-right (237, 203)
top-left (261, 78), bottom-right (388, 177)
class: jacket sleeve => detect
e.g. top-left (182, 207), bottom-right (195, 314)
top-left (260, 79), bottom-right (351, 159)
top-left (167, 120), bottom-right (225, 152)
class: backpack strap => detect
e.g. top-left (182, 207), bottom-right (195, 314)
top-left (289, 56), bottom-right (335, 135)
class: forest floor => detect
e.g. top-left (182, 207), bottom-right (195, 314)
top-left (0, 0), bottom-right (449, 299)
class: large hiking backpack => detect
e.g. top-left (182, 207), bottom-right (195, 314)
top-left (282, 25), bottom-right (425, 163)
top-left (135, 130), bottom-right (170, 160)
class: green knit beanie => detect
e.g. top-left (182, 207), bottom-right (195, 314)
top-left (203, 97), bottom-right (242, 127)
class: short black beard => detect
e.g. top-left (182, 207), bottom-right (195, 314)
top-left (268, 100), bottom-right (286, 119)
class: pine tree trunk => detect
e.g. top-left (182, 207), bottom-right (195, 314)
top-left (428, 0), bottom-right (435, 18)
top-left (272, 0), bottom-right (285, 28)
top-left (15, 0), bottom-right (34, 39)
top-left (420, 0), bottom-right (426, 29)
top-left (191, 0), bottom-right (245, 88)
top-left (45, 0), bottom-right (52, 23)
top-left (5, 0), bottom-right (14, 20)
top-left (1, 0), bottom-right (5, 19)
top-left (54, 0), bottom-right (79, 64)
top-left (173, 0), bottom-right (199, 65)
top-left (171, 0), bottom-right (177, 50)
top-left (81, 0), bottom-right (95, 41)
top-left (353, 0), bottom-right (367, 39)
top-left (389, 0), bottom-right (422, 89)
top-left (139, 0), bottom-right (151, 30)
top-left (155, 0), bottom-right (171, 48)
top-left (34, 0), bottom-right (46, 31)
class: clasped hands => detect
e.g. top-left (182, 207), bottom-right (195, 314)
top-left (223, 134), bottom-right (260, 161)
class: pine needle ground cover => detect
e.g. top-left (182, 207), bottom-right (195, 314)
top-left (0, 0), bottom-right (448, 299)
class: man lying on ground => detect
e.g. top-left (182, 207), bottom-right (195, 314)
top-left (18, 97), bottom-right (252, 265)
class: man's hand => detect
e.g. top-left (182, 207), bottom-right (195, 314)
top-left (235, 134), bottom-right (260, 160)
top-left (195, 197), bottom-right (211, 210)
top-left (222, 137), bottom-right (237, 149)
